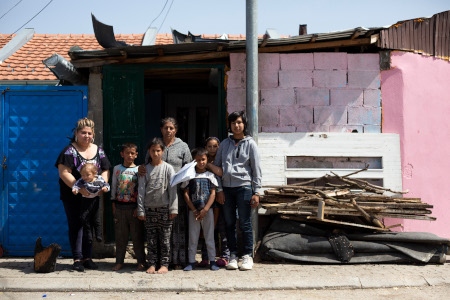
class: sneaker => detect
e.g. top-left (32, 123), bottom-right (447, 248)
top-left (226, 255), bottom-right (238, 270)
top-left (210, 261), bottom-right (219, 271)
top-left (240, 255), bottom-right (253, 271)
top-left (73, 261), bottom-right (84, 272)
top-left (83, 259), bottom-right (98, 270)
top-left (198, 259), bottom-right (209, 268)
top-left (216, 258), bottom-right (228, 267)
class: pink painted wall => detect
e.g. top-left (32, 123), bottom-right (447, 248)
top-left (382, 51), bottom-right (450, 238)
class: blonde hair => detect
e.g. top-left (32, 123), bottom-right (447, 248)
top-left (72, 117), bottom-right (95, 143)
top-left (80, 163), bottom-right (98, 175)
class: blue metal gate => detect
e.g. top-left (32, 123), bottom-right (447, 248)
top-left (0, 86), bottom-right (87, 256)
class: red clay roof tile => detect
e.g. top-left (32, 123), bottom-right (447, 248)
top-left (0, 33), bottom-right (176, 81)
top-left (0, 32), bottom-right (246, 81)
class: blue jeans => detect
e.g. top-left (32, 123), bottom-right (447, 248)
top-left (222, 185), bottom-right (253, 257)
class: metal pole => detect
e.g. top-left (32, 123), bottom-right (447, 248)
top-left (246, 0), bottom-right (259, 257)
top-left (246, 0), bottom-right (258, 142)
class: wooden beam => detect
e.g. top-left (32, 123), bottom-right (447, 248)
top-left (260, 34), bottom-right (269, 48)
top-left (351, 29), bottom-right (362, 40)
top-left (317, 200), bottom-right (325, 220)
top-left (306, 216), bottom-right (390, 231)
top-left (258, 36), bottom-right (377, 53)
top-left (72, 51), bottom-right (231, 68)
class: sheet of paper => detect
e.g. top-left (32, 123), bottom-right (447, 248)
top-left (170, 160), bottom-right (197, 187)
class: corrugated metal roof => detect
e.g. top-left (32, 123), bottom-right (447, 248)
top-left (379, 10), bottom-right (450, 61)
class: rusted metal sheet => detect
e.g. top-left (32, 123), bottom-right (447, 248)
top-left (379, 10), bottom-right (450, 61)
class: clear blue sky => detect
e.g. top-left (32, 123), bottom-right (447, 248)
top-left (1, 0), bottom-right (449, 36)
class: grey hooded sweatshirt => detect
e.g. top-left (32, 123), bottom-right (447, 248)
top-left (214, 135), bottom-right (262, 194)
top-left (163, 137), bottom-right (192, 173)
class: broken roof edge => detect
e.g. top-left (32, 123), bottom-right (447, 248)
top-left (69, 26), bottom-right (383, 64)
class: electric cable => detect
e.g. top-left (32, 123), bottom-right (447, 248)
top-left (9, 0), bottom-right (54, 36)
top-left (157, 0), bottom-right (174, 34)
top-left (146, 0), bottom-right (169, 30)
top-left (0, 0), bottom-right (23, 21)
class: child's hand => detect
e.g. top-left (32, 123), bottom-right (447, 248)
top-left (197, 208), bottom-right (207, 220)
top-left (193, 210), bottom-right (201, 220)
top-left (101, 187), bottom-right (109, 193)
top-left (137, 215), bottom-right (145, 221)
top-left (138, 164), bottom-right (146, 176)
top-left (250, 194), bottom-right (260, 208)
top-left (169, 213), bottom-right (177, 220)
top-left (72, 189), bottom-right (78, 195)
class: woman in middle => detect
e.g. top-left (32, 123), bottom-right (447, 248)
top-left (140, 117), bottom-right (192, 269)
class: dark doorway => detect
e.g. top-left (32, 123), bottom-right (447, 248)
top-left (144, 65), bottom-right (225, 150)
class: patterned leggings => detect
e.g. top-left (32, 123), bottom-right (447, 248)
top-left (144, 207), bottom-right (173, 268)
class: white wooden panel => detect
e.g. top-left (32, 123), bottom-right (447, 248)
top-left (258, 132), bottom-right (402, 192)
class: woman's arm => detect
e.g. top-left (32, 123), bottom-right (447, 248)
top-left (206, 163), bottom-right (223, 177)
top-left (57, 164), bottom-right (77, 188)
top-left (100, 169), bottom-right (110, 183)
top-left (249, 141), bottom-right (262, 194)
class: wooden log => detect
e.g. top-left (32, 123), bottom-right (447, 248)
top-left (317, 200), bottom-right (325, 220)
top-left (351, 199), bottom-right (385, 228)
top-left (277, 210), bottom-right (313, 215)
top-left (324, 190), bottom-right (351, 197)
top-left (260, 170), bottom-right (435, 225)
top-left (306, 216), bottom-right (390, 231)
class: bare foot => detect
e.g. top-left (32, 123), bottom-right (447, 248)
top-left (146, 266), bottom-right (156, 274)
top-left (112, 264), bottom-right (123, 271)
top-left (156, 266), bottom-right (169, 274)
top-left (136, 263), bottom-right (146, 271)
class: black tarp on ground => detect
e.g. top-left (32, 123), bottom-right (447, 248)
top-left (259, 217), bottom-right (449, 264)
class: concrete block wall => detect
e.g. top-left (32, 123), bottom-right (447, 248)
top-left (227, 52), bottom-right (381, 133)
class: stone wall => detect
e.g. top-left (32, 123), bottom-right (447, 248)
top-left (227, 52), bottom-right (381, 133)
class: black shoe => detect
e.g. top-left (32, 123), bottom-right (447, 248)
top-left (83, 259), bottom-right (98, 270)
top-left (73, 261), bottom-right (85, 272)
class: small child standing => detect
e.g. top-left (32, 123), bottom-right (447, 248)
top-left (110, 143), bottom-right (146, 271)
top-left (72, 163), bottom-right (110, 243)
top-left (137, 138), bottom-right (178, 274)
top-left (182, 148), bottom-right (219, 271)
top-left (205, 137), bottom-right (230, 267)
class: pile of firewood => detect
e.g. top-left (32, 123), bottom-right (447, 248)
top-left (260, 168), bottom-right (434, 231)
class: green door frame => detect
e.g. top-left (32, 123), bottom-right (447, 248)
top-left (102, 63), bottom-right (226, 242)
